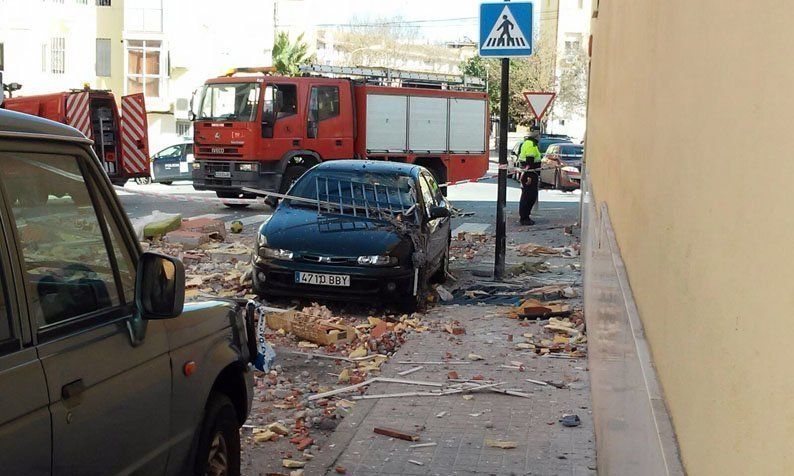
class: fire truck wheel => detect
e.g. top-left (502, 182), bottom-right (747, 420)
top-left (279, 165), bottom-right (308, 195)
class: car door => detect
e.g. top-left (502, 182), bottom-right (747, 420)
top-left (153, 144), bottom-right (183, 182)
top-left (0, 147), bottom-right (173, 475)
top-left (419, 172), bottom-right (451, 267)
top-left (540, 145), bottom-right (557, 185)
top-left (0, 190), bottom-right (51, 476)
top-left (304, 83), bottom-right (354, 158)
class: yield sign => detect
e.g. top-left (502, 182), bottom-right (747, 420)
top-left (523, 91), bottom-right (556, 121)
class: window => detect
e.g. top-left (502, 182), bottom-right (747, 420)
top-left (50, 37), bottom-right (65, 74)
top-left (157, 145), bottom-right (182, 159)
top-left (311, 86), bottom-right (339, 121)
top-left (96, 0), bottom-right (111, 5)
top-left (199, 82), bottom-right (259, 121)
top-left (0, 43), bottom-right (4, 71)
top-left (176, 120), bottom-right (192, 137)
top-left (0, 153), bottom-right (133, 327)
top-left (126, 39), bottom-right (164, 99)
top-left (419, 174), bottom-right (437, 216)
top-left (76, 0), bottom-right (88, 4)
top-left (96, 38), bottom-right (111, 77)
top-left (276, 84), bottom-right (298, 118)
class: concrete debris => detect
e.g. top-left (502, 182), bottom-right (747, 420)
top-left (282, 459), bottom-right (306, 469)
top-left (435, 411), bottom-right (447, 418)
top-left (409, 442), bottom-right (437, 449)
top-left (467, 353), bottom-right (484, 361)
top-left (373, 427), bottom-right (420, 441)
top-left (397, 365), bottom-right (424, 376)
top-left (559, 414), bottom-right (581, 427)
top-left (485, 438), bottom-right (518, 449)
top-left (408, 460), bottom-right (424, 466)
top-left (436, 285), bottom-right (454, 302)
top-left (516, 242), bottom-right (578, 258)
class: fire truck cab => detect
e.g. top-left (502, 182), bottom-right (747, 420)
top-left (192, 66), bottom-right (490, 204)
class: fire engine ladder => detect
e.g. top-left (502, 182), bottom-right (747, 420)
top-left (299, 64), bottom-right (485, 91)
top-left (315, 176), bottom-right (416, 227)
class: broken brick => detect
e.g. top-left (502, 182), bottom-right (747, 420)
top-left (447, 370), bottom-right (459, 380)
top-left (373, 427), bottom-right (420, 441)
top-left (296, 437), bottom-right (314, 451)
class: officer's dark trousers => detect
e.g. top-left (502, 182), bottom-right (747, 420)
top-left (519, 172), bottom-right (539, 220)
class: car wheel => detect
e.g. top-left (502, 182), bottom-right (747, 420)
top-left (111, 179), bottom-right (128, 187)
top-left (554, 170), bottom-right (561, 190)
top-left (194, 393), bottom-right (241, 476)
top-left (216, 192), bottom-right (250, 209)
top-left (431, 241), bottom-right (450, 284)
top-left (135, 176), bottom-right (152, 185)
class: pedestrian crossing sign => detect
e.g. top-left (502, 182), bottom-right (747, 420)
top-left (479, 2), bottom-right (534, 57)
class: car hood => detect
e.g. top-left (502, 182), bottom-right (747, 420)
top-left (262, 205), bottom-right (410, 257)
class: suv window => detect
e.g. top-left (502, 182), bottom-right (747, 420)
top-left (0, 152), bottom-right (132, 328)
top-left (0, 260), bottom-right (12, 344)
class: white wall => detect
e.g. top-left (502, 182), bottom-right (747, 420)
top-left (0, 0), bottom-right (97, 96)
top-left (123, 0), bottom-right (275, 151)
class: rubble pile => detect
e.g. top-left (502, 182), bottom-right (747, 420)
top-left (515, 242), bottom-right (579, 258)
top-left (450, 231), bottom-right (489, 260)
top-left (246, 303), bottom-right (429, 470)
top-left (142, 217), bottom-right (255, 301)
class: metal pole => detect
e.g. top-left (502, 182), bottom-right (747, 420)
top-left (494, 56), bottom-right (510, 280)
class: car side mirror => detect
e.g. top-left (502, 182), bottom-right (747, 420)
top-left (136, 252), bottom-right (185, 319)
top-left (428, 206), bottom-right (451, 220)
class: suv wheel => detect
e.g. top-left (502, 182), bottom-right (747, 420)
top-left (195, 393), bottom-right (241, 476)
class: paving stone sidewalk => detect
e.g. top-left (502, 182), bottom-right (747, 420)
top-left (309, 202), bottom-right (596, 476)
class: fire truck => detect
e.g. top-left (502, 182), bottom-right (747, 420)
top-left (191, 65), bottom-right (489, 205)
top-left (1, 87), bottom-right (150, 186)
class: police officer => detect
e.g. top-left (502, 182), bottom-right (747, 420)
top-left (518, 132), bottom-right (541, 225)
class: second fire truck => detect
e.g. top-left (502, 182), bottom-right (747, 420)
top-left (191, 65), bottom-right (490, 206)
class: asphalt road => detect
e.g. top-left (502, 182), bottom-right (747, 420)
top-left (117, 163), bottom-right (582, 237)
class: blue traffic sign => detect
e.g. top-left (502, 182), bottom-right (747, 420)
top-left (479, 2), bottom-right (534, 57)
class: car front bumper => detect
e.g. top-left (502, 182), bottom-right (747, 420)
top-left (252, 255), bottom-right (416, 302)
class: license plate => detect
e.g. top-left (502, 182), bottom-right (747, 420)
top-left (295, 272), bottom-right (350, 287)
top-left (214, 171), bottom-right (231, 178)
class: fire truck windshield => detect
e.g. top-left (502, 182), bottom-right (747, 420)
top-left (197, 82), bottom-right (260, 121)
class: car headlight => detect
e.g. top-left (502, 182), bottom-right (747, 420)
top-left (357, 255), bottom-right (397, 266)
top-left (259, 247), bottom-right (293, 260)
top-left (257, 233), bottom-right (268, 247)
top-left (561, 166), bottom-right (580, 173)
top-left (192, 162), bottom-right (201, 170)
top-left (237, 162), bottom-right (258, 172)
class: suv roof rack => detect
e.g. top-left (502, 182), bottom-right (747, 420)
top-left (298, 64), bottom-right (485, 91)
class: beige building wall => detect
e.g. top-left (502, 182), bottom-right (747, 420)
top-left (96, 0), bottom-right (124, 96)
top-left (585, 1), bottom-right (794, 474)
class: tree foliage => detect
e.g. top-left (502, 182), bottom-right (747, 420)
top-left (272, 32), bottom-right (313, 75)
top-left (460, 35), bottom-right (588, 126)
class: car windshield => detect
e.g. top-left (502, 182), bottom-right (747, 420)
top-left (560, 145), bottom-right (584, 156)
top-left (288, 169), bottom-right (417, 214)
top-left (197, 82), bottom-right (260, 121)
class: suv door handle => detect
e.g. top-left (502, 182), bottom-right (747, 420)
top-left (62, 379), bottom-right (85, 401)
top-left (335, 140), bottom-right (343, 146)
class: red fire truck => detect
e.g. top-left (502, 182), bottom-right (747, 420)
top-left (191, 65), bottom-right (489, 205)
top-left (2, 88), bottom-right (150, 186)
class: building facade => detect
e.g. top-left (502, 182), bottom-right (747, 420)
top-left (0, 0), bottom-right (97, 95)
top-left (583, 0), bottom-right (794, 474)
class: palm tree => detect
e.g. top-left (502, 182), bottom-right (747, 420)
top-left (272, 32), bottom-right (312, 75)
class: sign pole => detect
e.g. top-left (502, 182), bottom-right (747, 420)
top-left (494, 56), bottom-right (509, 280)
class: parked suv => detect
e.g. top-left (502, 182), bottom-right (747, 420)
top-left (0, 109), bottom-right (256, 475)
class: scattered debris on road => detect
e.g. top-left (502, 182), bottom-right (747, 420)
top-left (373, 427), bottom-right (420, 441)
